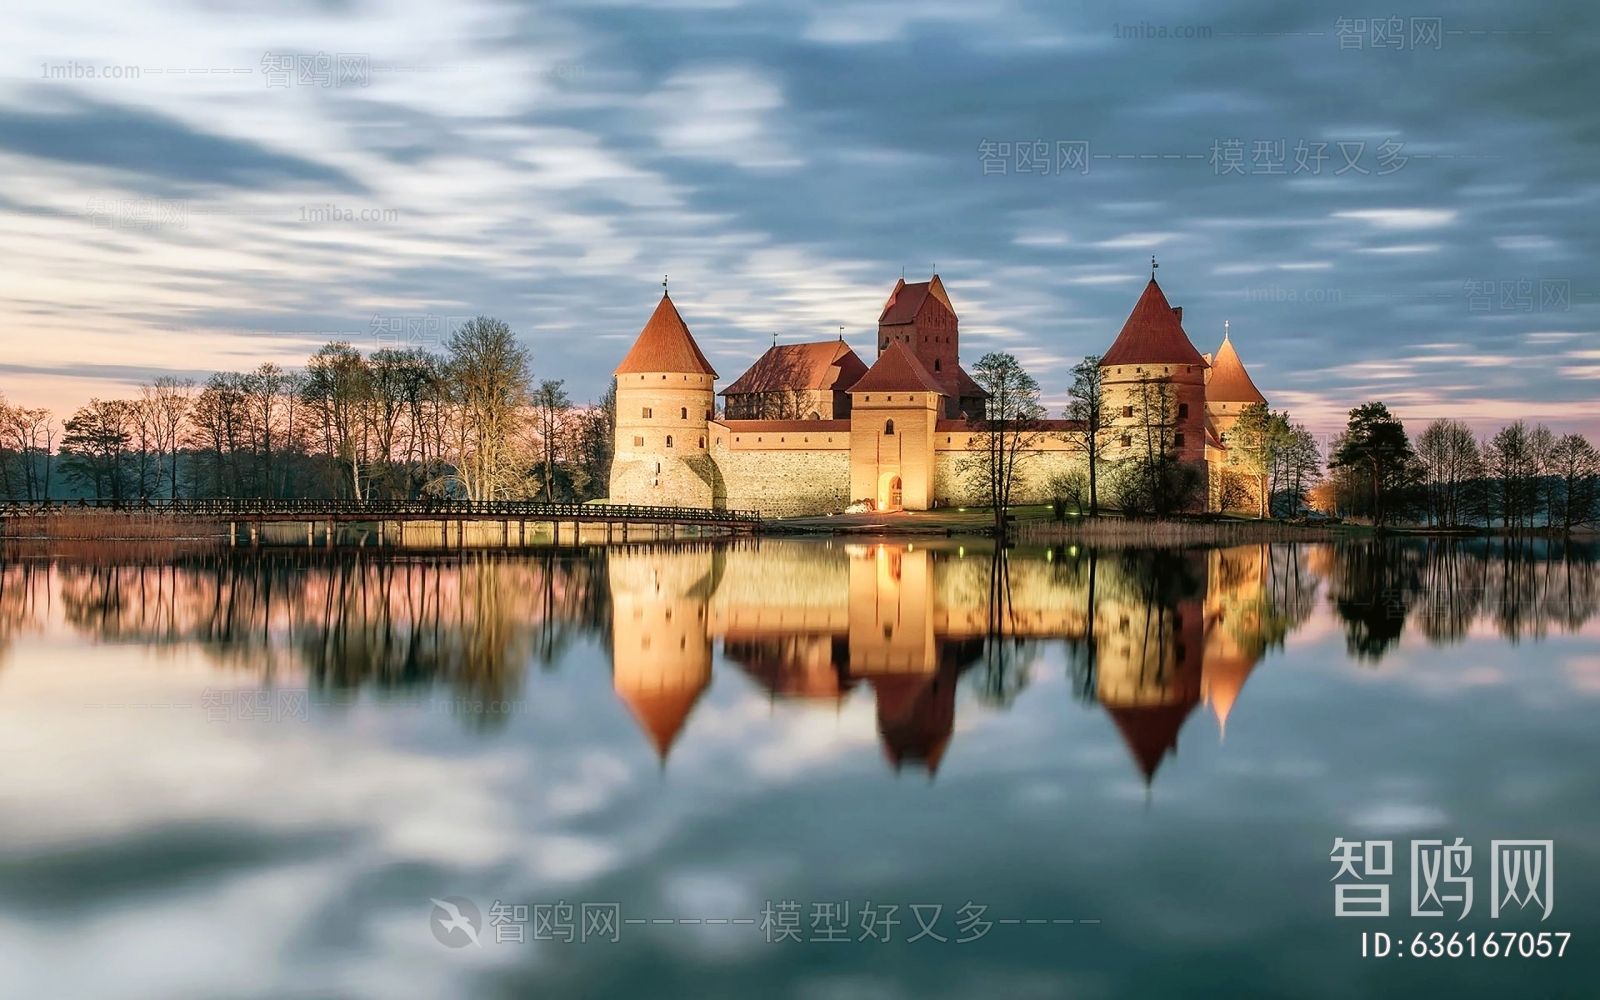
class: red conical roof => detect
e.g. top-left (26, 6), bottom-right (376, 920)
top-left (617, 682), bottom-right (706, 760)
top-left (1205, 333), bottom-right (1266, 404)
top-left (851, 341), bottom-right (946, 395)
top-left (614, 294), bottom-right (719, 377)
top-left (1100, 279), bottom-right (1208, 369)
top-left (1105, 701), bottom-right (1197, 783)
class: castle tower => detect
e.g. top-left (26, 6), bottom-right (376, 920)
top-left (1093, 551), bottom-right (1206, 783)
top-left (848, 342), bottom-right (945, 511)
top-left (1200, 545), bottom-right (1270, 738)
top-left (608, 549), bottom-right (715, 761)
top-left (1203, 324), bottom-right (1267, 443)
top-left (876, 275), bottom-right (987, 418)
top-left (1203, 325), bottom-right (1269, 511)
top-left (1099, 278), bottom-right (1210, 503)
top-left (610, 291), bottom-right (719, 507)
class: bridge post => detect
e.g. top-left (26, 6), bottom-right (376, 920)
top-left (229, 521), bottom-right (236, 547)
top-left (307, 521), bottom-right (314, 547)
top-left (518, 520), bottom-right (525, 547)
top-left (327, 520), bottom-right (335, 548)
top-left (378, 520), bottom-right (386, 547)
top-left (502, 520), bottom-right (509, 547)
top-left (553, 520), bottom-right (559, 546)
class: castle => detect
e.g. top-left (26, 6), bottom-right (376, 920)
top-left (609, 273), bottom-right (1267, 517)
top-left (607, 541), bottom-right (1283, 782)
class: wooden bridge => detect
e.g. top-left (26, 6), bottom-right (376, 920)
top-left (0, 499), bottom-right (762, 547)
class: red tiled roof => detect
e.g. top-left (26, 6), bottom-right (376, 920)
top-left (872, 673), bottom-right (955, 775)
top-left (878, 275), bottom-right (954, 326)
top-left (719, 340), bottom-right (867, 396)
top-left (1100, 279), bottom-right (1209, 369)
top-left (617, 683), bottom-right (706, 759)
top-left (850, 341), bottom-right (946, 395)
top-left (725, 639), bottom-right (854, 701)
top-left (714, 419), bottom-right (850, 433)
top-left (952, 364), bottom-right (989, 400)
top-left (1105, 701), bottom-right (1197, 783)
top-left (614, 294), bottom-right (719, 377)
top-left (935, 418), bottom-right (1084, 432)
top-left (1205, 334), bottom-right (1266, 404)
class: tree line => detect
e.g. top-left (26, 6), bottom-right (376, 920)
top-left (0, 318), bottom-right (617, 505)
top-left (1321, 403), bottom-right (1600, 531)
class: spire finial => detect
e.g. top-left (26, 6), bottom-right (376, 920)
top-left (772, 331), bottom-right (777, 348)
top-left (1151, 255), bottom-right (1158, 280)
top-left (838, 325), bottom-right (844, 341)
top-left (1223, 318), bottom-right (1230, 342)
top-left (662, 274), bottom-right (669, 297)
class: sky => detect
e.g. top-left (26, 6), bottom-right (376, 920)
top-left (1, 0), bottom-right (1596, 441)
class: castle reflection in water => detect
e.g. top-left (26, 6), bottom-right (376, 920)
top-left (612, 542), bottom-right (1306, 781)
top-left (2, 537), bottom-right (1594, 783)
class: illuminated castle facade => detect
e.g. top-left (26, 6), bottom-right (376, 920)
top-left (609, 274), bottom-right (1267, 516)
top-left (606, 542), bottom-right (1287, 783)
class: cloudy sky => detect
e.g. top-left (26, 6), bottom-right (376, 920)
top-left (1, 0), bottom-right (1596, 438)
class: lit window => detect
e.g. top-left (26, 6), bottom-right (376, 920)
top-left (642, 407), bottom-right (652, 418)
top-left (633, 436), bottom-right (644, 447)
top-left (1122, 406), bottom-right (1133, 418)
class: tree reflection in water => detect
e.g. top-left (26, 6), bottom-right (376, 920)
top-left (0, 536), bottom-right (1593, 771)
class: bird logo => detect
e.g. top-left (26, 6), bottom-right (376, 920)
top-left (430, 896), bottom-right (483, 948)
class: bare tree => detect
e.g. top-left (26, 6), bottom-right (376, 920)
top-left (0, 397), bottom-right (55, 501)
top-left (1062, 355), bottom-right (1109, 516)
top-left (445, 317), bottom-right (532, 501)
top-left (302, 344), bottom-right (373, 499)
top-left (243, 363), bottom-right (288, 498)
top-left (1548, 433), bottom-right (1599, 532)
top-left (962, 352), bottom-right (1044, 540)
top-left (529, 379), bottom-right (573, 502)
top-left (1417, 419), bottom-right (1482, 527)
top-left (143, 377), bottom-right (194, 500)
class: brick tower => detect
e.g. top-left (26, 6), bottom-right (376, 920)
top-left (609, 291), bottom-right (719, 507)
top-left (876, 275), bottom-right (987, 419)
top-left (1099, 277), bottom-right (1210, 503)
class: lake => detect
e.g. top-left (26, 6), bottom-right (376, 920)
top-left (0, 537), bottom-right (1595, 999)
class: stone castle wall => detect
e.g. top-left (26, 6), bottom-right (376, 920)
top-left (932, 446), bottom-right (1089, 507)
top-left (709, 440), bottom-right (852, 518)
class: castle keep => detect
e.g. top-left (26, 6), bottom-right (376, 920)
top-left (608, 273), bottom-right (1267, 517)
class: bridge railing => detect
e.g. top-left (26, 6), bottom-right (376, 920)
top-left (0, 499), bottom-right (762, 524)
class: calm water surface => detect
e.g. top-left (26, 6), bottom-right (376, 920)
top-left (0, 538), bottom-right (1596, 999)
